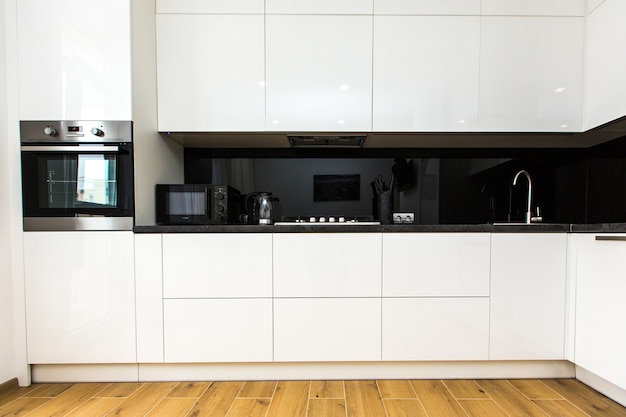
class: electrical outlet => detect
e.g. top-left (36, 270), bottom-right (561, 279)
top-left (392, 212), bottom-right (414, 224)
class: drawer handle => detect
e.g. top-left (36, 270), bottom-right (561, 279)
top-left (595, 236), bottom-right (626, 241)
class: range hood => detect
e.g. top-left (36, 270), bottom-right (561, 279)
top-left (287, 135), bottom-right (366, 148)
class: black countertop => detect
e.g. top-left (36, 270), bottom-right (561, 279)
top-left (134, 223), bottom-right (587, 233)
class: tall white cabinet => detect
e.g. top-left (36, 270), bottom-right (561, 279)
top-left (161, 234), bottom-right (273, 362)
top-left (574, 234), bottom-right (626, 390)
top-left (23, 232), bottom-right (136, 364)
top-left (16, 0), bottom-right (132, 121)
top-left (273, 233), bottom-right (382, 361)
top-left (490, 233), bottom-right (567, 360)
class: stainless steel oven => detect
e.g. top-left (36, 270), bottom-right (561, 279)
top-left (20, 120), bottom-right (134, 231)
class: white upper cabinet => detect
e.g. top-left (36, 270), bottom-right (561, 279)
top-left (373, 16), bottom-right (480, 132)
top-left (267, 0), bottom-right (373, 15)
top-left (17, 0), bottom-right (132, 120)
top-left (157, 0), bottom-right (264, 14)
top-left (374, 0), bottom-right (480, 15)
top-left (265, 15), bottom-right (373, 132)
top-left (479, 17), bottom-right (584, 132)
top-left (482, 0), bottom-right (585, 16)
top-left (583, 0), bottom-right (626, 130)
top-left (156, 14), bottom-right (265, 132)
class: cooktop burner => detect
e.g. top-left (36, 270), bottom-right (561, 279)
top-left (274, 215), bottom-right (380, 226)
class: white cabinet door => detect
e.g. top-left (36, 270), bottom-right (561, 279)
top-left (583, 0), bottom-right (626, 130)
top-left (135, 234), bottom-right (164, 363)
top-left (17, 0), bottom-right (132, 121)
top-left (481, 0), bottom-right (585, 16)
top-left (382, 298), bottom-right (489, 361)
top-left (273, 233), bottom-right (382, 298)
top-left (157, 0), bottom-right (263, 14)
top-left (156, 14), bottom-right (265, 132)
top-left (574, 234), bottom-right (626, 390)
top-left (274, 298), bottom-right (381, 362)
top-left (374, 0), bottom-right (480, 15)
top-left (382, 233), bottom-right (490, 297)
top-left (24, 232), bottom-right (136, 364)
top-left (266, 15), bottom-right (373, 132)
top-left (266, 0), bottom-right (373, 14)
top-left (164, 299), bottom-right (273, 362)
top-left (373, 16), bottom-right (479, 132)
top-left (162, 234), bottom-right (272, 298)
top-left (479, 17), bottom-right (584, 132)
top-left (490, 233), bottom-right (567, 360)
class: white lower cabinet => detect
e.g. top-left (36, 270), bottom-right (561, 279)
top-left (164, 298), bottom-right (273, 363)
top-left (24, 232), bottom-right (136, 364)
top-left (274, 298), bottom-right (381, 362)
top-left (574, 234), bottom-right (626, 390)
top-left (273, 233), bottom-right (382, 298)
top-left (382, 297), bottom-right (489, 361)
top-left (383, 233), bottom-right (490, 297)
top-left (490, 233), bottom-right (567, 360)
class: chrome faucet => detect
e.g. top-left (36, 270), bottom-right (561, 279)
top-left (512, 170), bottom-right (532, 224)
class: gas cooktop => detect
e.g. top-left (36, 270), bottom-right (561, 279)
top-left (274, 216), bottom-right (380, 226)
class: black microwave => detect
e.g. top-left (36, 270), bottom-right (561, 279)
top-left (156, 184), bottom-right (242, 225)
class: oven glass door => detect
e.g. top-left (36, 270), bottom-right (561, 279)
top-left (21, 144), bottom-right (134, 220)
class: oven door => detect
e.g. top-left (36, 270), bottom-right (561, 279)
top-left (21, 143), bottom-right (134, 230)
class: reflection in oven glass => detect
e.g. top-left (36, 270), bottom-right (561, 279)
top-left (45, 155), bottom-right (117, 209)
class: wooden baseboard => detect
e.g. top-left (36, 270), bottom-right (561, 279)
top-left (0, 378), bottom-right (19, 395)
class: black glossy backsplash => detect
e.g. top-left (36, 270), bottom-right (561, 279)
top-left (184, 135), bottom-right (626, 225)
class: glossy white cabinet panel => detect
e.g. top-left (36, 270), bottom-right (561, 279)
top-left (135, 234), bottom-right (164, 363)
top-left (273, 233), bottom-right (382, 298)
top-left (157, 0), bottom-right (263, 14)
top-left (373, 16), bottom-right (480, 131)
top-left (162, 234), bottom-right (272, 298)
top-left (382, 233), bottom-right (489, 296)
top-left (274, 298), bottom-right (381, 362)
top-left (24, 232), bottom-right (136, 364)
top-left (479, 17), bottom-right (584, 132)
top-left (266, 15), bottom-right (373, 132)
top-left (374, 0), bottom-right (480, 15)
top-left (574, 234), bottom-right (626, 390)
top-left (267, 0), bottom-right (373, 14)
top-left (583, 0), bottom-right (626, 130)
top-left (586, 0), bottom-right (604, 14)
top-left (156, 14), bottom-right (265, 132)
top-left (17, 0), bottom-right (131, 120)
top-left (482, 0), bottom-right (585, 16)
top-left (490, 233), bottom-right (567, 360)
top-left (164, 299), bottom-right (273, 362)
top-left (382, 298), bottom-right (489, 361)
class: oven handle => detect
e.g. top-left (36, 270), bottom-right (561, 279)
top-left (21, 145), bottom-right (120, 152)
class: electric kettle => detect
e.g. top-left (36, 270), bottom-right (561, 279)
top-left (246, 192), bottom-right (279, 225)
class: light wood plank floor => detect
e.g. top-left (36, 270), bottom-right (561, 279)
top-left (1, 379), bottom-right (626, 417)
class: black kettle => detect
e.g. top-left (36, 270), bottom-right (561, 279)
top-left (245, 192), bottom-right (278, 225)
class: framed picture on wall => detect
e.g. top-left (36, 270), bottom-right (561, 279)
top-left (313, 174), bottom-right (360, 201)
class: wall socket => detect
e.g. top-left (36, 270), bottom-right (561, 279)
top-left (393, 212), bottom-right (415, 224)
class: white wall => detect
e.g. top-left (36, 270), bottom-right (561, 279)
top-left (0, 0), bottom-right (28, 386)
top-left (131, 0), bottom-right (184, 226)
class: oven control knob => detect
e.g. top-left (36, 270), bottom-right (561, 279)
top-left (43, 126), bottom-right (57, 136)
top-left (338, 216), bottom-right (346, 223)
top-left (329, 217), bottom-right (336, 223)
top-left (309, 217), bottom-right (316, 223)
top-left (91, 127), bottom-right (104, 137)
top-left (215, 193), bottom-right (225, 200)
top-left (216, 205), bottom-right (225, 212)
top-left (319, 217), bottom-right (326, 223)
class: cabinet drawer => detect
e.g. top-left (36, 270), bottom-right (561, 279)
top-left (383, 233), bottom-right (490, 296)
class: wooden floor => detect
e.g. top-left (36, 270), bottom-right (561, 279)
top-left (1, 379), bottom-right (626, 417)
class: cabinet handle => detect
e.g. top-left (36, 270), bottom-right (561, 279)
top-left (595, 236), bottom-right (626, 241)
